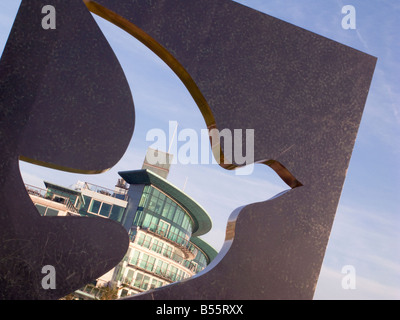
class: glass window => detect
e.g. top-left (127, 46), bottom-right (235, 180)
top-left (125, 269), bottom-right (134, 284)
top-left (149, 216), bottom-right (159, 232)
top-left (178, 231), bottom-right (187, 246)
top-left (156, 241), bottom-right (164, 254)
top-left (139, 191), bottom-right (148, 207)
top-left (141, 275), bottom-right (150, 290)
top-left (148, 198), bottom-right (156, 212)
top-left (151, 239), bottom-right (163, 254)
top-left (189, 260), bottom-right (198, 272)
top-left (159, 192), bottom-right (166, 201)
top-left (137, 234), bottom-right (152, 249)
top-left (79, 195), bottom-right (91, 215)
top-left (155, 260), bottom-right (168, 276)
top-left (99, 202), bottom-right (112, 217)
top-left (162, 203), bottom-right (170, 218)
top-left (182, 215), bottom-right (192, 232)
top-left (110, 205), bottom-right (124, 222)
top-left (35, 204), bottom-right (47, 216)
top-left (154, 198), bottom-right (164, 215)
top-left (137, 233), bottom-right (145, 246)
top-left (176, 269), bottom-right (183, 281)
top-left (163, 244), bottom-right (173, 258)
top-left (157, 220), bottom-right (170, 237)
top-left (45, 208), bottom-right (59, 216)
top-left (144, 234), bottom-right (152, 248)
top-left (123, 248), bottom-right (131, 262)
top-left (133, 210), bottom-right (143, 226)
top-left (169, 226), bottom-right (178, 242)
top-left (155, 260), bottom-right (162, 275)
top-left (182, 215), bottom-right (188, 230)
top-left (150, 279), bottom-right (158, 289)
top-left (134, 273), bottom-right (143, 288)
top-left (150, 279), bottom-right (163, 289)
top-left (152, 188), bottom-right (160, 198)
top-left (173, 209), bottom-right (183, 225)
top-left (89, 200), bottom-right (101, 214)
top-left (139, 253), bottom-right (149, 269)
top-left (147, 256), bottom-right (156, 272)
top-left (142, 214), bottom-right (152, 228)
top-left (130, 250), bottom-right (140, 265)
top-left (168, 266), bottom-right (178, 281)
top-left (52, 195), bottom-right (67, 204)
top-left (167, 203), bottom-right (175, 221)
top-left (128, 228), bottom-right (137, 242)
top-left (114, 192), bottom-right (126, 201)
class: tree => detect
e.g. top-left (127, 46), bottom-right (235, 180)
top-left (98, 285), bottom-right (119, 300)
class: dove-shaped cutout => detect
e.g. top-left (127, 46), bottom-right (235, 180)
top-left (0, 0), bottom-right (377, 300)
top-left (82, 0), bottom-right (376, 299)
top-left (0, 0), bottom-right (134, 299)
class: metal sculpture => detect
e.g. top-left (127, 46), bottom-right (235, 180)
top-left (0, 0), bottom-right (133, 299)
top-left (0, 0), bottom-right (376, 299)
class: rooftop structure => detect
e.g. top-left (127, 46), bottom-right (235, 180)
top-left (141, 147), bottom-right (174, 179)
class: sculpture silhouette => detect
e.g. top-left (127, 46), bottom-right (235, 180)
top-left (0, 0), bottom-right (376, 299)
top-left (0, 0), bottom-right (133, 299)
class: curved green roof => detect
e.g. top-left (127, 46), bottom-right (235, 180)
top-left (190, 236), bottom-right (218, 263)
top-left (118, 169), bottom-right (212, 237)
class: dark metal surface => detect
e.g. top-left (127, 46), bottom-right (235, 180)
top-left (85, 0), bottom-right (376, 299)
top-left (0, 0), bottom-right (133, 299)
top-left (0, 0), bottom-right (376, 300)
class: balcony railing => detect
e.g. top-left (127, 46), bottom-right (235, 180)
top-left (25, 184), bottom-right (79, 213)
top-left (121, 278), bottom-right (146, 292)
top-left (124, 258), bottom-right (191, 286)
top-left (128, 233), bottom-right (202, 274)
top-left (135, 223), bottom-right (198, 259)
top-left (81, 182), bottom-right (128, 201)
top-left (25, 184), bottom-right (47, 198)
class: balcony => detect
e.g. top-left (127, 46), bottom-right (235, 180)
top-left (25, 184), bottom-right (79, 214)
top-left (125, 257), bottom-right (191, 285)
top-left (134, 224), bottom-right (197, 260)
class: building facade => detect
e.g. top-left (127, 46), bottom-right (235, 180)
top-left (112, 169), bottom-right (216, 298)
top-left (26, 169), bottom-right (217, 299)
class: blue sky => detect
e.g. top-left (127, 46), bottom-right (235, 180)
top-left (1, 1), bottom-right (399, 299)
